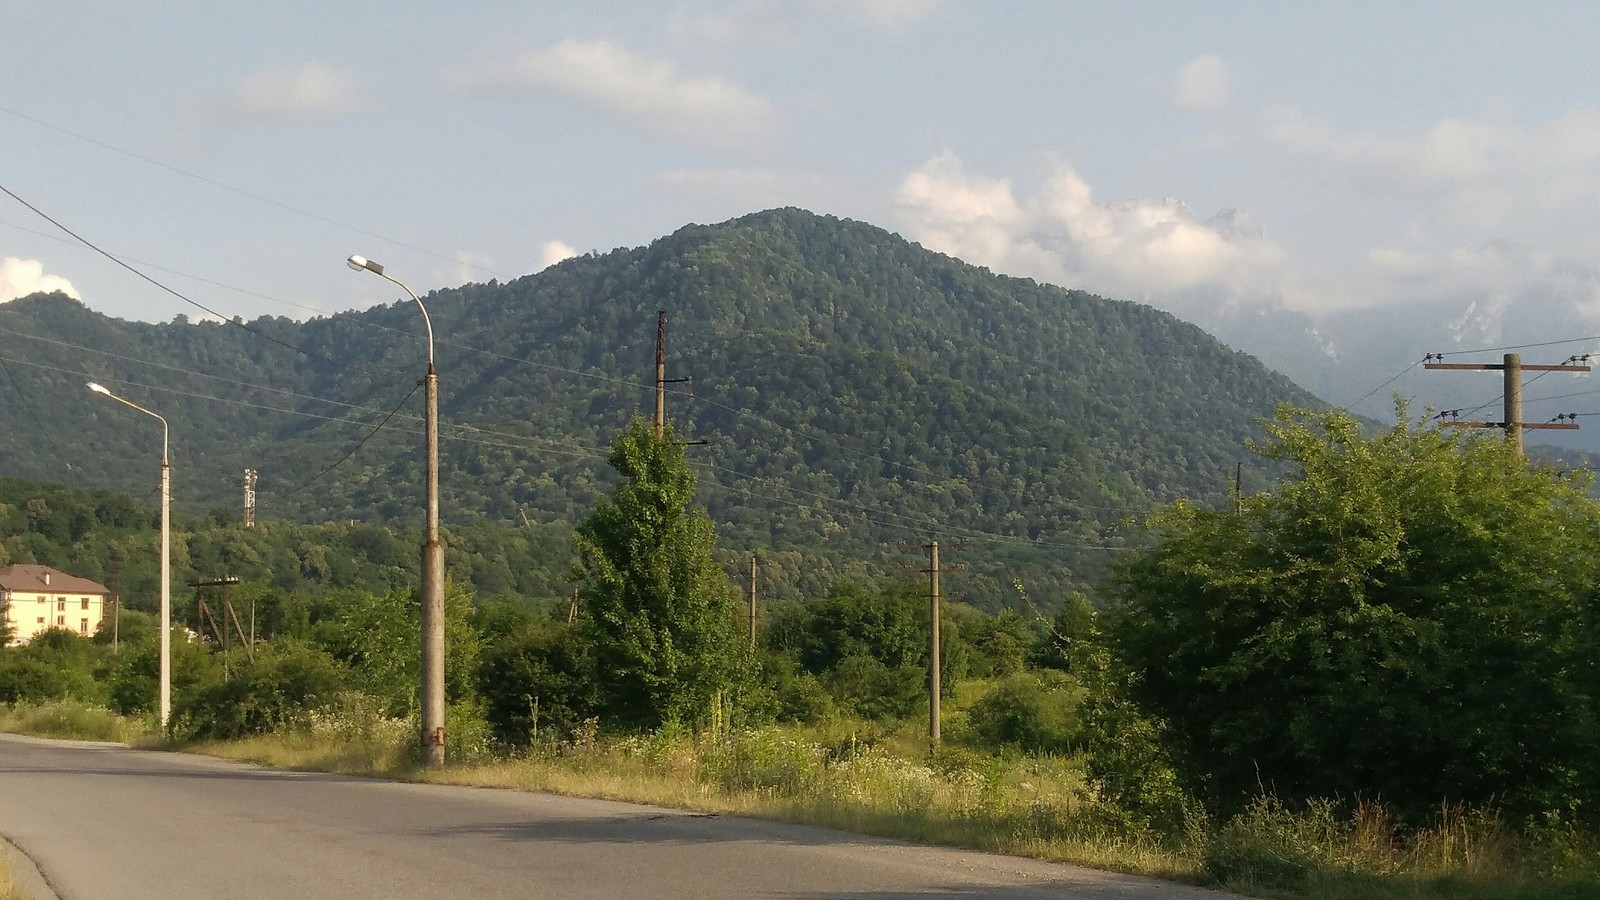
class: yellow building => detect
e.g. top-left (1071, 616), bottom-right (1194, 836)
top-left (0, 564), bottom-right (111, 646)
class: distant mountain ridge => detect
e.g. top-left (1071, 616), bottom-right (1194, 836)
top-left (0, 208), bottom-right (1321, 606)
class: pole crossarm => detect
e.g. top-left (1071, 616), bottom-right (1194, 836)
top-left (1439, 421), bottom-right (1580, 430)
top-left (1425, 362), bottom-right (1592, 372)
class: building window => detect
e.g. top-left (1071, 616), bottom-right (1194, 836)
top-left (80, 619), bottom-right (89, 634)
top-left (57, 598), bottom-right (65, 611)
top-left (81, 598), bottom-right (90, 610)
top-left (55, 615), bottom-right (64, 626)
top-left (37, 596), bottom-right (45, 603)
top-left (36, 617), bottom-right (44, 625)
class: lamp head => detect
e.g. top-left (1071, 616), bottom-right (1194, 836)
top-left (347, 254), bottom-right (384, 276)
top-left (86, 382), bottom-right (111, 396)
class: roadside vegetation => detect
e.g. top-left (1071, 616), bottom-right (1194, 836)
top-left (4, 408), bottom-right (1600, 899)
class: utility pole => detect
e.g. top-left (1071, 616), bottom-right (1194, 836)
top-left (903, 538), bottom-right (966, 753)
top-left (748, 554), bottom-right (758, 648)
top-left (567, 588), bottom-right (579, 627)
top-left (1426, 352), bottom-right (1589, 455)
top-left (242, 468), bottom-right (257, 528)
top-left (653, 311), bottom-right (692, 438)
top-left (1233, 462), bottom-right (1243, 514)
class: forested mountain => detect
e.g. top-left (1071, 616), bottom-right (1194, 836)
top-left (0, 208), bottom-right (1320, 607)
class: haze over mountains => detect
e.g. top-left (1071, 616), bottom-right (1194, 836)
top-left (0, 208), bottom-right (1323, 606)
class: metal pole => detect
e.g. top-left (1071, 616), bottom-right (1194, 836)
top-left (929, 540), bottom-right (940, 751)
top-left (84, 382), bottom-right (170, 730)
top-left (159, 439), bottom-right (170, 733)
top-left (421, 363), bottom-right (446, 766)
top-left (1504, 352), bottom-right (1523, 457)
top-left (345, 258), bottom-right (446, 766)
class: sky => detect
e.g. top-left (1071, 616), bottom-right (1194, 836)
top-left (4, 0), bottom-right (1600, 336)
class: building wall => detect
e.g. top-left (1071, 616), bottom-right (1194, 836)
top-left (1, 590), bottom-right (107, 646)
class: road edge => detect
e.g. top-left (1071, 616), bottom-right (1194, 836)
top-left (1, 836), bottom-right (59, 900)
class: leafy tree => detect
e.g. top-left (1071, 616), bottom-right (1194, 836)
top-left (326, 584), bottom-right (481, 717)
top-left (575, 420), bottom-right (745, 730)
top-left (1111, 405), bottom-right (1600, 821)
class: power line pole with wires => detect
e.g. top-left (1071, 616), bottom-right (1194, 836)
top-left (902, 538), bottom-right (967, 753)
top-left (654, 311), bottom-right (691, 439)
top-left (1426, 352), bottom-right (1589, 455)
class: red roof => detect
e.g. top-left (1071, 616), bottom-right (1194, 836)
top-left (0, 564), bottom-right (109, 595)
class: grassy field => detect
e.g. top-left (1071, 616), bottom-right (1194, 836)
top-left (3, 700), bottom-right (1597, 900)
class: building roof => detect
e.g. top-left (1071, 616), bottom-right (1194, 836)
top-left (0, 564), bottom-right (109, 595)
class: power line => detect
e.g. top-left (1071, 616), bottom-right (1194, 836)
top-left (1437, 334), bottom-right (1600, 356)
top-left (260, 383), bottom-right (421, 508)
top-left (0, 104), bottom-right (508, 279)
top-left (0, 183), bottom-right (340, 365)
top-left (1340, 357), bottom-right (1424, 411)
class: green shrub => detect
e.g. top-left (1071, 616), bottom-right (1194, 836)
top-left (476, 623), bottom-right (596, 745)
top-left (178, 642), bottom-right (347, 740)
top-left (1204, 797), bottom-right (1343, 890)
top-left (107, 635), bottom-right (220, 715)
top-left (700, 729), bottom-right (826, 794)
top-left (0, 656), bottom-right (71, 704)
top-left (966, 670), bottom-right (1082, 753)
top-left (824, 654), bottom-right (924, 721)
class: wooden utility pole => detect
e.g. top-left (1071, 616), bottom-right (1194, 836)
top-left (1425, 352), bottom-right (1589, 455)
top-left (904, 539), bottom-right (966, 753)
top-left (655, 311), bottom-right (667, 438)
top-left (748, 554), bottom-right (758, 648)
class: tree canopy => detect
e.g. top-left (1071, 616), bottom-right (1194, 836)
top-left (1110, 405), bottom-right (1600, 820)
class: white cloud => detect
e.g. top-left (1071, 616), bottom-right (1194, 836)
top-left (442, 40), bottom-right (786, 155)
top-left (1263, 104), bottom-right (1600, 228)
top-left (538, 240), bottom-right (578, 270)
top-left (1163, 54), bottom-right (1235, 112)
top-left (814, 0), bottom-right (949, 30)
top-left (1, 258), bottom-right (79, 303)
top-left (668, 0), bottom-right (947, 45)
top-left (895, 151), bottom-right (1311, 309)
top-left (1363, 241), bottom-right (1600, 339)
top-left (181, 62), bottom-right (376, 127)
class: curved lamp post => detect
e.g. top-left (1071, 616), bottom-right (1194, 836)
top-left (347, 255), bottom-right (446, 767)
top-left (87, 382), bottom-right (170, 733)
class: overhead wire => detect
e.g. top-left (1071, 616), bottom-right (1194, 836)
top-left (1340, 357), bottom-right (1425, 411)
top-left (0, 104), bottom-right (507, 279)
top-left (0, 183), bottom-right (343, 366)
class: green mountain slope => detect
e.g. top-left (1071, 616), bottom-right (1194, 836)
top-left (0, 208), bottom-right (1320, 607)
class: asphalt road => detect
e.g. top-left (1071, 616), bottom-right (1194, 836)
top-left (0, 733), bottom-right (1235, 900)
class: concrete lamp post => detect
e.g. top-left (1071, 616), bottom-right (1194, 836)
top-left (346, 254), bottom-right (446, 767)
top-left (86, 382), bottom-right (171, 733)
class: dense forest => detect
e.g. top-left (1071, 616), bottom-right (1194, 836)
top-left (0, 208), bottom-right (1320, 606)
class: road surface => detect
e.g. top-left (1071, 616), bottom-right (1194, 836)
top-left (0, 733), bottom-right (1233, 899)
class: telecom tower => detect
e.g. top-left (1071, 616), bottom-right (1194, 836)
top-left (243, 469), bottom-right (257, 528)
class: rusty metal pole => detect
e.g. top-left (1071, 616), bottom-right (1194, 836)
top-left (421, 362), bottom-right (446, 766)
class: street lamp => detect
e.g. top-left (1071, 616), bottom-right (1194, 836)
top-left (87, 382), bottom-right (171, 733)
top-left (347, 254), bottom-right (446, 767)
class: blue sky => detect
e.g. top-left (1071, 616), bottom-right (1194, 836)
top-left (5, 0), bottom-right (1599, 336)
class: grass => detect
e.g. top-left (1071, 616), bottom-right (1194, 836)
top-left (4, 701), bottom-right (1598, 899)
top-left (0, 699), bottom-right (152, 745)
